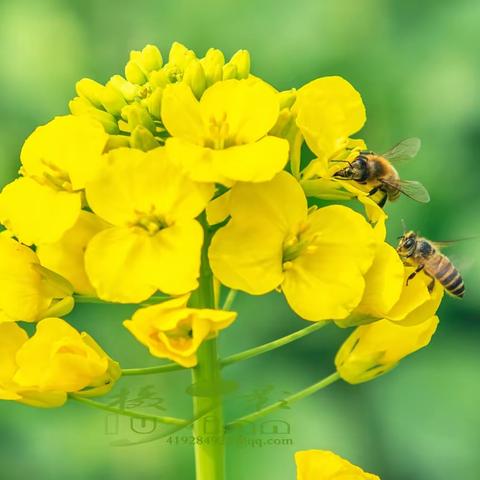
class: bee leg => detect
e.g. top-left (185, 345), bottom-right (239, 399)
top-left (427, 276), bottom-right (436, 293)
top-left (406, 264), bottom-right (424, 285)
top-left (367, 186), bottom-right (379, 196)
top-left (378, 192), bottom-right (388, 208)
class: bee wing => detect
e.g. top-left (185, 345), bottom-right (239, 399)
top-left (431, 236), bottom-right (480, 249)
top-left (380, 179), bottom-right (430, 203)
top-left (382, 137), bottom-right (422, 163)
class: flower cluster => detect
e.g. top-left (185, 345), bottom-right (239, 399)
top-left (0, 41), bottom-right (446, 408)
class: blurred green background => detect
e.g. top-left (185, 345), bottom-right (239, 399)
top-left (0, 0), bottom-right (479, 478)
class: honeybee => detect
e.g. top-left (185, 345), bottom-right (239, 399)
top-left (396, 231), bottom-right (464, 298)
top-left (333, 138), bottom-right (430, 207)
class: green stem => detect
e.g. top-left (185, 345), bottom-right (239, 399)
top-left (226, 372), bottom-right (340, 431)
top-left (69, 394), bottom-right (188, 426)
top-left (189, 213), bottom-right (225, 480)
top-left (121, 363), bottom-right (184, 376)
top-left (221, 289), bottom-right (237, 311)
top-left (221, 320), bottom-right (329, 368)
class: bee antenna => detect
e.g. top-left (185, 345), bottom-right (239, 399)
top-left (330, 159), bottom-right (351, 164)
top-left (400, 218), bottom-right (407, 233)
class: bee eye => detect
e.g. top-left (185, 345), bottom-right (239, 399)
top-left (404, 238), bottom-right (414, 249)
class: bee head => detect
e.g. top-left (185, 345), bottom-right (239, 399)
top-left (332, 156), bottom-right (368, 181)
top-left (397, 230), bottom-right (417, 257)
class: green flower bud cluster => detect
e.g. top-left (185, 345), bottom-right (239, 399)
top-left (69, 43), bottom-right (251, 152)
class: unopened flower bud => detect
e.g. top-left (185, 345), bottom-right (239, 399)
top-left (279, 88), bottom-right (297, 110)
top-left (169, 42), bottom-right (196, 69)
top-left (99, 84), bottom-right (127, 117)
top-left (108, 75), bottom-right (140, 101)
top-left (222, 63), bottom-right (238, 80)
top-left (125, 60), bottom-right (147, 85)
top-left (229, 50), bottom-right (250, 79)
top-left (201, 48), bottom-right (225, 87)
top-left (131, 44), bottom-right (163, 74)
top-left (122, 104), bottom-right (156, 134)
top-left (105, 134), bottom-right (130, 151)
top-left (146, 86), bottom-right (164, 119)
top-left (183, 59), bottom-right (206, 99)
top-left (130, 125), bottom-right (160, 151)
top-left (76, 78), bottom-right (105, 109)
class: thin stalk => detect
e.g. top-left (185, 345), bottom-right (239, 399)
top-left (121, 363), bottom-right (184, 376)
top-left (226, 372), bottom-right (340, 431)
top-left (221, 289), bottom-right (237, 311)
top-left (189, 213), bottom-right (225, 480)
top-left (69, 394), bottom-right (188, 426)
top-left (221, 320), bottom-right (329, 368)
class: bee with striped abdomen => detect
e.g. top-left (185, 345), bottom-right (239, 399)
top-left (333, 138), bottom-right (430, 208)
top-left (396, 231), bottom-right (464, 298)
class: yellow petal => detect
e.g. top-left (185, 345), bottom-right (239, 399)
top-left (338, 243), bottom-right (404, 326)
top-left (206, 191), bottom-right (231, 225)
top-left (37, 211), bottom-right (109, 295)
top-left (14, 318), bottom-right (108, 392)
top-left (161, 83), bottom-right (206, 144)
top-left (0, 323), bottom-right (28, 385)
top-left (282, 205), bottom-right (376, 321)
top-left (295, 76), bottom-right (366, 161)
top-left (209, 172), bottom-right (307, 294)
top-left (212, 136), bottom-right (289, 182)
top-left (21, 115), bottom-right (108, 190)
top-left (86, 147), bottom-right (214, 226)
top-left (85, 222), bottom-right (203, 302)
top-left (124, 298), bottom-right (236, 367)
top-left (387, 269), bottom-right (444, 326)
top-left (295, 450), bottom-right (380, 479)
top-left (0, 177), bottom-right (81, 245)
top-left (335, 316), bottom-right (439, 384)
top-left (209, 218), bottom-right (284, 294)
top-left (165, 138), bottom-right (230, 183)
top-left (229, 171), bottom-right (307, 229)
top-left (200, 78), bottom-right (279, 143)
top-left (0, 236), bottom-right (52, 322)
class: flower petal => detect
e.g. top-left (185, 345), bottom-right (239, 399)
top-left (209, 172), bottom-right (307, 294)
top-left (295, 76), bottom-right (366, 161)
top-left (335, 316), bottom-right (439, 384)
top-left (0, 177), bottom-right (81, 245)
top-left (86, 147), bottom-right (214, 226)
top-left (21, 115), bottom-right (108, 190)
top-left (338, 243), bottom-right (405, 326)
top-left (37, 212), bottom-right (109, 296)
top-left (85, 222), bottom-right (203, 302)
top-left (200, 78), bottom-right (279, 143)
top-left (282, 205), bottom-right (377, 321)
top-left (213, 136), bottom-right (289, 182)
top-left (209, 219), bottom-right (284, 294)
top-left (161, 83), bottom-right (206, 143)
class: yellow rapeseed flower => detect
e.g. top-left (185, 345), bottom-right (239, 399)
top-left (37, 211), bottom-right (109, 296)
top-left (123, 296), bottom-right (236, 367)
top-left (295, 76), bottom-right (366, 170)
top-left (0, 115), bottom-right (108, 245)
top-left (84, 147), bottom-right (214, 303)
top-left (0, 234), bottom-right (74, 323)
top-left (0, 319), bottom-right (120, 407)
top-left (295, 450), bottom-right (380, 479)
top-left (162, 79), bottom-right (289, 184)
top-left (337, 245), bottom-right (444, 328)
top-left (335, 315), bottom-right (439, 384)
top-left (209, 172), bottom-right (377, 321)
